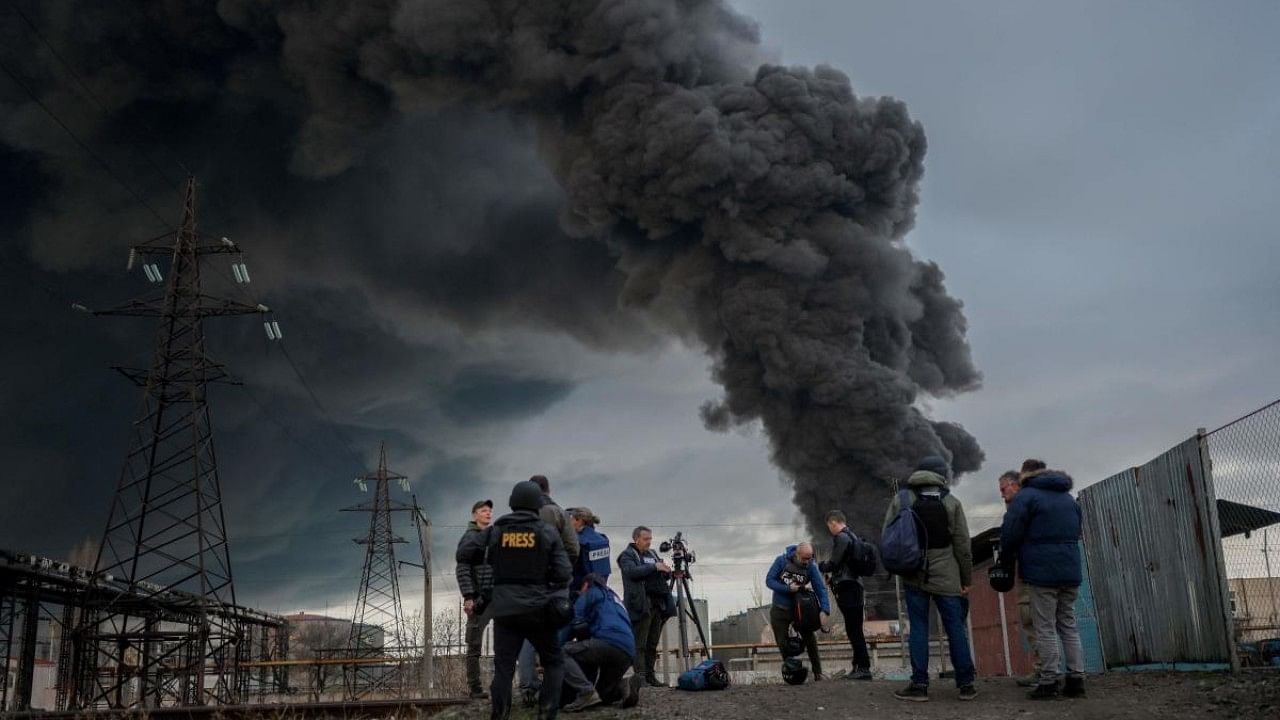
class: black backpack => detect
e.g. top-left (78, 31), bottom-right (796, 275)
top-left (792, 588), bottom-right (823, 633)
top-left (842, 528), bottom-right (879, 577)
top-left (912, 489), bottom-right (952, 549)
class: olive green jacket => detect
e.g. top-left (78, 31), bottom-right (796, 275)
top-left (881, 470), bottom-right (973, 596)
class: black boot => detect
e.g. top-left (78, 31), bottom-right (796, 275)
top-left (1028, 681), bottom-right (1060, 700)
top-left (621, 674), bottom-right (643, 708)
top-left (644, 656), bottom-right (667, 687)
top-left (1063, 675), bottom-right (1086, 698)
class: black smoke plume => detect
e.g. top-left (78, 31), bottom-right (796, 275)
top-left (1, 1), bottom-right (982, 556)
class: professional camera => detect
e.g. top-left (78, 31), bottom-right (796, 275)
top-left (659, 531), bottom-right (696, 566)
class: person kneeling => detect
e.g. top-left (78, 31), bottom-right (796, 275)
top-left (562, 574), bottom-right (643, 712)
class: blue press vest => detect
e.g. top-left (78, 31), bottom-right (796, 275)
top-left (575, 526), bottom-right (612, 586)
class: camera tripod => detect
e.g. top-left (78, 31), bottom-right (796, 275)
top-left (667, 552), bottom-right (711, 671)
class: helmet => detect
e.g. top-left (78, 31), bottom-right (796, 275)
top-left (509, 480), bottom-right (543, 511)
top-left (782, 634), bottom-right (805, 659)
top-left (781, 657), bottom-right (808, 685)
top-left (988, 562), bottom-right (1015, 593)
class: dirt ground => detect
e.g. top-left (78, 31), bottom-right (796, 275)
top-left (432, 671), bottom-right (1280, 720)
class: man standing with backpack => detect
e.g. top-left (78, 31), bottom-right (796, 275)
top-left (819, 511), bottom-right (873, 680)
top-left (881, 455), bottom-right (977, 702)
top-left (764, 542), bottom-right (830, 682)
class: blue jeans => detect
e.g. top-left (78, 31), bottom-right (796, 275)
top-left (904, 586), bottom-right (975, 688)
top-left (518, 640), bottom-right (540, 690)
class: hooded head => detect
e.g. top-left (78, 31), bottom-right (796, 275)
top-left (509, 480), bottom-right (544, 512)
top-left (1022, 468), bottom-right (1075, 493)
top-left (916, 455), bottom-right (951, 478)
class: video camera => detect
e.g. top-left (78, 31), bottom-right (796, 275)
top-left (659, 531), bottom-right (696, 568)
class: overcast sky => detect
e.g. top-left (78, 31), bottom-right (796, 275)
top-left (1, 0), bottom-right (1277, 625)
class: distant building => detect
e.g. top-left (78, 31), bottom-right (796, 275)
top-left (285, 612), bottom-right (384, 658)
top-left (2, 658), bottom-right (56, 711)
top-left (1229, 577), bottom-right (1280, 642)
top-left (660, 598), bottom-right (711, 653)
top-left (712, 605), bottom-right (771, 662)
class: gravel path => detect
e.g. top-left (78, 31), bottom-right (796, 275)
top-left (433, 671), bottom-right (1279, 720)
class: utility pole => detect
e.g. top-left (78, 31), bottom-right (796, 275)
top-left (411, 496), bottom-right (434, 695)
top-left (342, 443), bottom-right (413, 699)
top-left (76, 177), bottom-right (272, 708)
top-left (398, 496), bottom-right (434, 696)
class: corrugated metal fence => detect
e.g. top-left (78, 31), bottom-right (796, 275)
top-left (1078, 435), bottom-right (1235, 669)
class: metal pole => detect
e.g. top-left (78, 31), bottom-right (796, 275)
top-left (661, 625), bottom-right (671, 683)
top-left (1265, 529), bottom-right (1277, 631)
top-left (895, 575), bottom-right (906, 669)
top-left (997, 588), bottom-right (1013, 676)
top-left (675, 578), bottom-right (690, 672)
top-left (420, 507), bottom-right (433, 695)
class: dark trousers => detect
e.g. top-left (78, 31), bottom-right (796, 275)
top-left (492, 614), bottom-right (563, 720)
top-left (904, 586), bottom-right (975, 688)
top-left (562, 639), bottom-right (633, 704)
top-left (769, 605), bottom-right (822, 676)
top-left (631, 605), bottom-right (667, 678)
top-left (465, 612), bottom-right (491, 692)
top-left (834, 581), bottom-right (871, 671)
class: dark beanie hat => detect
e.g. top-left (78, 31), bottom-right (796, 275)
top-left (509, 480), bottom-right (544, 511)
top-left (916, 455), bottom-right (951, 478)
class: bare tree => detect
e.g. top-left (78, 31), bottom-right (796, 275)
top-left (749, 572), bottom-right (765, 609)
top-left (430, 607), bottom-right (470, 697)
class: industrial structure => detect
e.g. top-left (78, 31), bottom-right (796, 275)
top-left (334, 444), bottom-right (432, 700)
top-left (0, 180), bottom-right (289, 711)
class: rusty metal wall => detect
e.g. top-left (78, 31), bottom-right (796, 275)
top-left (1079, 436), bottom-right (1235, 668)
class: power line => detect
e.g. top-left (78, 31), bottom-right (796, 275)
top-left (233, 383), bottom-right (354, 469)
top-left (0, 53), bottom-right (169, 227)
top-left (9, 3), bottom-right (188, 188)
top-left (276, 339), bottom-right (367, 471)
top-left (203, 251), bottom-right (367, 474)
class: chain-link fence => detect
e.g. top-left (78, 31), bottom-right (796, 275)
top-left (1204, 398), bottom-right (1280, 656)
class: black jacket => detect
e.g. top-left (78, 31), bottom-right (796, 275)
top-left (540, 495), bottom-right (580, 559)
top-left (819, 528), bottom-right (862, 587)
top-left (454, 521), bottom-right (494, 602)
top-left (617, 544), bottom-right (669, 623)
top-left (457, 509), bottom-right (572, 618)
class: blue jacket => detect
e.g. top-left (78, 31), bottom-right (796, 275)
top-left (1000, 470), bottom-right (1083, 587)
top-left (765, 545), bottom-right (830, 613)
top-left (571, 584), bottom-right (636, 657)
top-left (573, 525), bottom-right (612, 589)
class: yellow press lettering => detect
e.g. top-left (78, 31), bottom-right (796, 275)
top-left (501, 532), bottom-right (537, 549)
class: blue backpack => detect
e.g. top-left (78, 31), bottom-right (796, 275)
top-left (880, 489), bottom-right (927, 575)
top-left (677, 659), bottom-right (730, 691)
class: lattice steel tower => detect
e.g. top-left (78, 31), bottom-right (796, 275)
top-left (341, 442), bottom-right (413, 698)
top-left (76, 177), bottom-right (269, 708)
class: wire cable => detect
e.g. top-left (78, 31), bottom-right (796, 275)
top-left (9, 3), bottom-right (189, 188)
top-left (0, 54), bottom-right (170, 227)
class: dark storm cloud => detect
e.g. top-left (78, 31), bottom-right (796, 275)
top-left (0, 0), bottom-right (982, 599)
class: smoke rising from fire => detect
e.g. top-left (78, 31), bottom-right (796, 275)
top-left (2, 0), bottom-right (982, 543)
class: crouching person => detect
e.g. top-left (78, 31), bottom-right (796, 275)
top-left (561, 574), bottom-right (643, 712)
